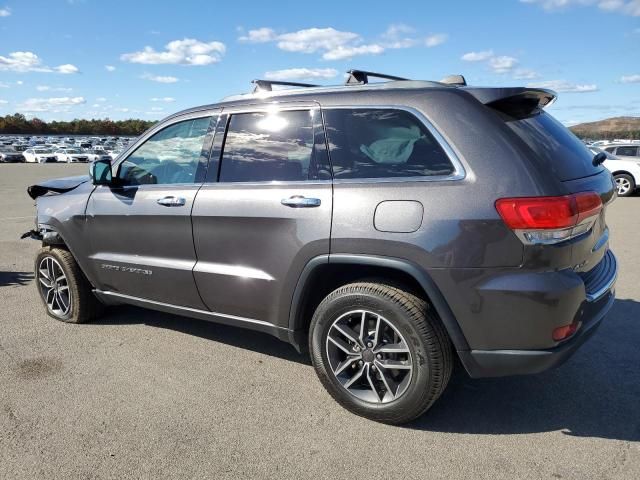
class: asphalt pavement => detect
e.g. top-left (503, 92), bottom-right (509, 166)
top-left (1, 163), bottom-right (638, 479)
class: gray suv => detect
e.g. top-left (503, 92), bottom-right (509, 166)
top-left (25, 71), bottom-right (618, 424)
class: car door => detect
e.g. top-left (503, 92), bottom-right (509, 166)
top-left (85, 110), bottom-right (219, 308)
top-left (191, 103), bottom-right (332, 327)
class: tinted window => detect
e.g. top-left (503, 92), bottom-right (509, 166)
top-left (505, 112), bottom-right (603, 181)
top-left (220, 110), bottom-right (315, 182)
top-left (323, 109), bottom-right (454, 180)
top-left (616, 146), bottom-right (639, 157)
top-left (604, 147), bottom-right (615, 153)
top-left (118, 116), bottom-right (212, 185)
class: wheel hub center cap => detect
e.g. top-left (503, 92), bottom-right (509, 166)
top-left (362, 349), bottom-right (375, 363)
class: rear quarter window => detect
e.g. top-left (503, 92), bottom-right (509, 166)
top-left (323, 108), bottom-right (455, 180)
top-left (504, 112), bottom-right (603, 181)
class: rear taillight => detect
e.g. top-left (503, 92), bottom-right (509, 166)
top-left (495, 192), bottom-right (602, 245)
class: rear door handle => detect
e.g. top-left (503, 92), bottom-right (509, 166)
top-left (157, 196), bottom-right (186, 207)
top-left (281, 196), bottom-right (321, 208)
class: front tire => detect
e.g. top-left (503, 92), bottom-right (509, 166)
top-left (614, 173), bottom-right (635, 197)
top-left (35, 246), bottom-right (103, 323)
top-left (309, 282), bottom-right (453, 424)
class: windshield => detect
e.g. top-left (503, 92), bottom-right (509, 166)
top-left (34, 149), bottom-right (51, 154)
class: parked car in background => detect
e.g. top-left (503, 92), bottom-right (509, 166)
top-left (603, 144), bottom-right (640, 160)
top-left (0, 146), bottom-right (25, 163)
top-left (84, 149), bottom-right (112, 163)
top-left (54, 148), bottom-right (90, 163)
top-left (23, 148), bottom-right (57, 163)
top-left (590, 146), bottom-right (640, 197)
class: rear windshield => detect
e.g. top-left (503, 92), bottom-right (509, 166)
top-left (504, 112), bottom-right (603, 181)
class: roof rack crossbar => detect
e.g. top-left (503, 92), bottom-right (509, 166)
top-left (251, 79), bottom-right (319, 93)
top-left (345, 70), bottom-right (409, 85)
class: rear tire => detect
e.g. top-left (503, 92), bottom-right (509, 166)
top-left (35, 246), bottom-right (103, 323)
top-left (614, 173), bottom-right (635, 197)
top-left (309, 282), bottom-right (452, 424)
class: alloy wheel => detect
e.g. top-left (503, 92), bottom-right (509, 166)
top-left (325, 310), bottom-right (413, 404)
top-left (616, 177), bottom-right (631, 196)
top-left (37, 256), bottom-right (71, 317)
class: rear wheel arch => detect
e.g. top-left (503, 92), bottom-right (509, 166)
top-left (287, 254), bottom-right (469, 353)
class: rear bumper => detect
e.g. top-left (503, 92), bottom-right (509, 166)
top-left (457, 250), bottom-right (617, 378)
top-left (459, 288), bottom-right (614, 377)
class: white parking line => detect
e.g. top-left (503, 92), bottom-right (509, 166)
top-left (1, 216), bottom-right (32, 220)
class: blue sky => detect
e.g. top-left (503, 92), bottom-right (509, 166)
top-left (0, 0), bottom-right (639, 125)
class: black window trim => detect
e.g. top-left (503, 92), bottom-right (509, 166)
top-left (321, 105), bottom-right (466, 184)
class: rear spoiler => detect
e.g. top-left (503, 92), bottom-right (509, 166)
top-left (463, 87), bottom-right (557, 118)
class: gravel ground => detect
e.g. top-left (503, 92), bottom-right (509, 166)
top-left (1, 163), bottom-right (638, 480)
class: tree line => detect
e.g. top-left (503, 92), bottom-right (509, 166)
top-left (0, 114), bottom-right (156, 136)
top-left (570, 128), bottom-right (640, 140)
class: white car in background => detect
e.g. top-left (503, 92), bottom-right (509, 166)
top-left (54, 148), bottom-right (90, 163)
top-left (590, 146), bottom-right (640, 197)
top-left (23, 148), bottom-right (57, 163)
top-left (84, 149), bottom-right (112, 163)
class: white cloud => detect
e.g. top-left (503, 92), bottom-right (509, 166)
top-left (55, 64), bottom-right (79, 74)
top-left (527, 79), bottom-right (599, 92)
top-left (264, 67), bottom-right (338, 81)
top-left (322, 44), bottom-right (384, 60)
top-left (0, 99), bottom-right (8, 104)
top-left (16, 80), bottom-right (23, 85)
top-left (95, 97), bottom-right (107, 102)
top-left (489, 55), bottom-right (518, 73)
top-left (461, 50), bottom-right (494, 61)
top-left (520, 0), bottom-right (640, 16)
top-left (0, 6), bottom-right (11, 16)
top-left (620, 74), bottom-right (640, 83)
top-left (141, 73), bottom-right (179, 83)
top-left (0, 51), bottom-right (79, 74)
top-left (425, 33), bottom-right (448, 47)
top-left (18, 96), bottom-right (86, 112)
top-left (277, 28), bottom-right (360, 54)
top-left (150, 106), bottom-right (164, 111)
top-left (105, 65), bottom-right (116, 72)
top-left (0, 81), bottom-right (8, 88)
top-left (382, 24), bottom-right (418, 48)
top-left (238, 27), bottom-right (278, 43)
top-left (240, 25), bottom-right (433, 60)
top-left (513, 68), bottom-right (540, 79)
top-left (121, 38), bottom-right (226, 65)
top-left (36, 85), bottom-right (73, 92)
top-left (150, 96), bottom-right (176, 102)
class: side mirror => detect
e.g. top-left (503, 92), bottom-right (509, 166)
top-left (90, 159), bottom-right (113, 185)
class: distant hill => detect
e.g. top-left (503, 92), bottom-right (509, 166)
top-left (570, 116), bottom-right (640, 140)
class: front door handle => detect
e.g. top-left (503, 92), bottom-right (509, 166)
top-left (281, 196), bottom-right (321, 208)
top-left (157, 196), bottom-right (186, 207)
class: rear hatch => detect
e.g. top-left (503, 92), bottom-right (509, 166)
top-left (471, 88), bottom-right (616, 276)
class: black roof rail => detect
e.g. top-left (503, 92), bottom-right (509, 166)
top-left (345, 70), bottom-right (409, 85)
top-left (252, 79), bottom-right (319, 93)
top-left (440, 74), bottom-right (467, 86)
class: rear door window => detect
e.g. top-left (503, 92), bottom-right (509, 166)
top-left (323, 108), bottom-right (454, 180)
top-left (219, 110), bottom-right (320, 182)
top-left (616, 146), bottom-right (639, 157)
top-left (504, 112), bottom-right (603, 181)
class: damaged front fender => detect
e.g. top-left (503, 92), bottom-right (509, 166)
top-left (27, 174), bottom-right (90, 199)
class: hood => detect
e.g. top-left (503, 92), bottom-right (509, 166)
top-left (27, 174), bottom-right (90, 199)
